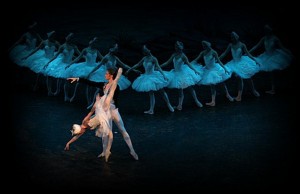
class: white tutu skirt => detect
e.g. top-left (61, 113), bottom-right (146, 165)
top-left (132, 71), bottom-right (171, 92)
top-left (64, 62), bottom-right (99, 78)
top-left (225, 56), bottom-right (260, 79)
top-left (167, 64), bottom-right (202, 89)
top-left (29, 51), bottom-right (57, 73)
top-left (199, 63), bottom-right (231, 85)
top-left (256, 49), bottom-right (293, 71)
top-left (44, 54), bottom-right (70, 78)
top-left (9, 45), bottom-right (37, 67)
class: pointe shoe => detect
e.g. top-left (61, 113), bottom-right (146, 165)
top-left (70, 96), bottom-right (75, 102)
top-left (235, 96), bottom-right (242, 102)
top-left (265, 90), bottom-right (275, 95)
top-left (205, 102), bottom-right (215, 107)
top-left (105, 151), bottom-right (111, 162)
top-left (174, 105), bottom-right (182, 111)
top-left (53, 91), bottom-right (60, 96)
top-left (196, 101), bottom-right (203, 108)
top-left (32, 85), bottom-right (39, 92)
top-left (64, 96), bottom-right (70, 102)
top-left (130, 151), bottom-right (139, 160)
top-left (47, 91), bottom-right (54, 96)
top-left (144, 110), bottom-right (154, 114)
top-left (253, 90), bottom-right (260, 97)
top-left (98, 152), bottom-right (105, 158)
top-left (167, 104), bottom-right (174, 112)
top-left (226, 95), bottom-right (234, 102)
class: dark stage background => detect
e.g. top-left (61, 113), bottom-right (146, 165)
top-left (5, 0), bottom-right (299, 192)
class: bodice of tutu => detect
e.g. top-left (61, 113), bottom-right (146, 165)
top-left (95, 87), bottom-right (113, 113)
top-left (172, 57), bottom-right (184, 71)
top-left (104, 59), bottom-right (117, 69)
top-left (143, 61), bottom-right (155, 74)
top-left (85, 51), bottom-right (97, 65)
top-left (203, 53), bottom-right (216, 68)
top-left (231, 47), bottom-right (243, 61)
top-left (44, 44), bottom-right (56, 58)
top-left (62, 48), bottom-right (74, 64)
top-left (25, 33), bottom-right (37, 50)
top-left (95, 95), bottom-right (105, 114)
top-left (264, 38), bottom-right (276, 54)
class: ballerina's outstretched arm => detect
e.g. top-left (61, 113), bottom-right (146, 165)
top-left (103, 68), bottom-right (122, 110)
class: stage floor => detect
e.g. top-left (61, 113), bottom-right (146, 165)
top-left (12, 67), bottom-right (297, 191)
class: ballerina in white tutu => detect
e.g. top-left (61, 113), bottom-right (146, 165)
top-left (43, 33), bottom-right (81, 99)
top-left (68, 68), bottom-right (138, 161)
top-left (160, 41), bottom-right (203, 111)
top-left (65, 37), bottom-right (103, 104)
top-left (220, 31), bottom-right (261, 101)
top-left (250, 25), bottom-right (293, 94)
top-left (193, 41), bottom-right (233, 107)
top-left (87, 43), bottom-right (138, 90)
top-left (125, 45), bottom-right (174, 114)
top-left (22, 31), bottom-right (61, 92)
top-left (9, 22), bottom-right (43, 67)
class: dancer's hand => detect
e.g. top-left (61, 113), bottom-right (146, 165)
top-left (133, 69), bottom-right (142, 74)
top-left (67, 78), bottom-right (79, 83)
top-left (64, 143), bottom-right (70, 151)
top-left (125, 69), bottom-right (131, 76)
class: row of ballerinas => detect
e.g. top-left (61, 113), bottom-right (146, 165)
top-left (9, 23), bottom-right (294, 114)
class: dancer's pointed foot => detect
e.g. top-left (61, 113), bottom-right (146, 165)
top-left (265, 89), bottom-right (275, 95)
top-left (226, 94), bottom-right (234, 102)
top-left (98, 152), bottom-right (105, 158)
top-left (235, 95), bottom-right (242, 102)
top-left (253, 90), bottom-right (260, 97)
top-left (173, 105), bottom-right (182, 111)
top-left (32, 85), bottom-right (39, 92)
top-left (47, 91), bottom-right (54, 96)
top-left (130, 151), bottom-right (139, 160)
top-left (167, 103), bottom-right (174, 112)
top-left (53, 91), bottom-right (60, 96)
top-left (205, 101), bottom-right (215, 107)
top-left (64, 96), bottom-right (70, 102)
top-left (196, 101), bottom-right (203, 108)
top-left (105, 151), bottom-right (111, 162)
top-left (144, 110), bottom-right (154, 114)
top-left (70, 96), bottom-right (75, 102)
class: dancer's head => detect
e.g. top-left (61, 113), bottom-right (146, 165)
top-left (142, 45), bottom-right (151, 55)
top-left (89, 37), bottom-right (98, 47)
top-left (264, 24), bottom-right (273, 35)
top-left (201, 40), bottom-right (211, 49)
top-left (28, 21), bottom-right (37, 31)
top-left (109, 43), bottom-right (118, 54)
top-left (71, 124), bottom-right (81, 136)
top-left (175, 41), bottom-right (184, 51)
top-left (106, 67), bottom-right (117, 80)
top-left (231, 31), bottom-right (239, 42)
top-left (65, 33), bottom-right (75, 43)
top-left (71, 119), bottom-right (90, 136)
top-left (47, 31), bottom-right (56, 40)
